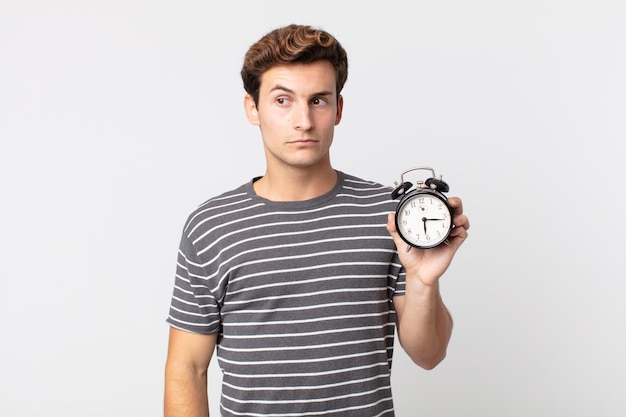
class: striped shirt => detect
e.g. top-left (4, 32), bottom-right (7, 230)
top-left (167, 171), bottom-right (406, 416)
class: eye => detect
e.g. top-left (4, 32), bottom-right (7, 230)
top-left (311, 97), bottom-right (329, 106)
top-left (276, 97), bottom-right (291, 106)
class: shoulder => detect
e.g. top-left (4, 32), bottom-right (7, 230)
top-left (337, 171), bottom-right (394, 201)
top-left (181, 181), bottom-right (257, 240)
top-left (340, 171), bottom-right (391, 190)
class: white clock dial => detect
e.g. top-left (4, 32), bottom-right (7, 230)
top-left (395, 192), bottom-right (453, 248)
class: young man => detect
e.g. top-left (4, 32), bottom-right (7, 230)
top-left (164, 24), bottom-right (469, 417)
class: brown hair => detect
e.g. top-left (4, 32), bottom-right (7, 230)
top-left (241, 24), bottom-right (348, 105)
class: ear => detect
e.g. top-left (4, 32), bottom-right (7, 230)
top-left (244, 94), bottom-right (260, 125)
top-left (334, 95), bottom-right (344, 125)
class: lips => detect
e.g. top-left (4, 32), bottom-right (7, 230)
top-left (289, 139), bottom-right (318, 144)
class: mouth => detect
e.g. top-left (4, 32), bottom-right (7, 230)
top-left (289, 138), bottom-right (318, 145)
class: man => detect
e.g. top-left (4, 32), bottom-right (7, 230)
top-left (164, 24), bottom-right (469, 417)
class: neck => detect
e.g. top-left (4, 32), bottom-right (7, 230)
top-left (253, 166), bottom-right (338, 202)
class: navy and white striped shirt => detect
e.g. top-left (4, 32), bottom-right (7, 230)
top-left (167, 171), bottom-right (406, 416)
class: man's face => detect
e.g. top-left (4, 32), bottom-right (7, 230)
top-left (245, 60), bottom-right (343, 172)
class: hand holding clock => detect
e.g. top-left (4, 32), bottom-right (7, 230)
top-left (386, 196), bottom-right (470, 287)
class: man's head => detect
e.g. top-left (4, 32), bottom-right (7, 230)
top-left (241, 24), bottom-right (348, 106)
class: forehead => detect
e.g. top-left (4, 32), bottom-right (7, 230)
top-left (259, 60), bottom-right (337, 95)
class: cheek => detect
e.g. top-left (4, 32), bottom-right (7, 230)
top-left (259, 110), bottom-right (288, 128)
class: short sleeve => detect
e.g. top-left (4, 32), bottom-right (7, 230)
top-left (166, 233), bottom-right (221, 334)
top-left (388, 251), bottom-right (406, 298)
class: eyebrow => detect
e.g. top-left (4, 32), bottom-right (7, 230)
top-left (269, 84), bottom-right (334, 97)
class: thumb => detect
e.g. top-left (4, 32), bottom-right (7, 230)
top-left (386, 212), bottom-right (404, 247)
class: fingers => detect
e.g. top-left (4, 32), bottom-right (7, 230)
top-left (447, 196), bottom-right (469, 247)
top-left (449, 221), bottom-right (469, 239)
top-left (448, 197), bottom-right (470, 231)
top-left (449, 212), bottom-right (469, 242)
top-left (453, 214), bottom-right (470, 232)
top-left (448, 196), bottom-right (463, 212)
top-left (448, 197), bottom-right (464, 220)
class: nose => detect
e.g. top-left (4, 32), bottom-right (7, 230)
top-left (293, 103), bottom-right (313, 131)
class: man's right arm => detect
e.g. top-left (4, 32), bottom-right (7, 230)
top-left (164, 327), bottom-right (217, 417)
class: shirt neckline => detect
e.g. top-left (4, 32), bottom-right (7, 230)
top-left (246, 170), bottom-right (345, 210)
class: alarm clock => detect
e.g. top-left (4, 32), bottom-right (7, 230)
top-left (391, 166), bottom-right (454, 249)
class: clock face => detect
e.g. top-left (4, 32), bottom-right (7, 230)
top-left (395, 191), bottom-right (453, 248)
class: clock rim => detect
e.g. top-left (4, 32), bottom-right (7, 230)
top-left (394, 189), bottom-right (454, 249)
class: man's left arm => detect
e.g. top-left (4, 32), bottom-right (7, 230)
top-left (387, 196), bottom-right (469, 369)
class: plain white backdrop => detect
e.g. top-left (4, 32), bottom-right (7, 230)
top-left (1, 1), bottom-right (624, 416)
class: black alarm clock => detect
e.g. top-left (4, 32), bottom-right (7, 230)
top-left (391, 166), bottom-right (454, 249)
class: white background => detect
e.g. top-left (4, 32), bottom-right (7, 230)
top-left (1, 1), bottom-right (624, 416)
